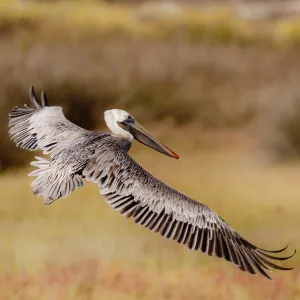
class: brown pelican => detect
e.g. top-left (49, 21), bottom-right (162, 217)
top-left (8, 86), bottom-right (295, 280)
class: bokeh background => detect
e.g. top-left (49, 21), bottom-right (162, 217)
top-left (1, 0), bottom-right (300, 299)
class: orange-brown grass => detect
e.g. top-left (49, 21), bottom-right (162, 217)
top-left (0, 260), bottom-right (299, 300)
top-left (0, 145), bottom-right (299, 299)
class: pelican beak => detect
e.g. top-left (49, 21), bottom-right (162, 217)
top-left (118, 120), bottom-right (180, 160)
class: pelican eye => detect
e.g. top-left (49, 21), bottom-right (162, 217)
top-left (126, 115), bottom-right (134, 123)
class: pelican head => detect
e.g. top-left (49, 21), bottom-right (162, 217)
top-left (104, 109), bottom-right (180, 160)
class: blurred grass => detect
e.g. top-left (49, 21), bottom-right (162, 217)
top-left (1, 0), bottom-right (300, 46)
top-left (0, 0), bottom-right (300, 46)
top-left (0, 148), bottom-right (299, 299)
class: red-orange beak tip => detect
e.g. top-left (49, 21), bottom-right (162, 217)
top-left (171, 152), bottom-right (180, 160)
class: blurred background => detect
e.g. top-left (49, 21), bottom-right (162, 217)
top-left (1, 0), bottom-right (300, 299)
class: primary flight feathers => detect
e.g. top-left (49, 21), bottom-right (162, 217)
top-left (8, 86), bottom-right (295, 280)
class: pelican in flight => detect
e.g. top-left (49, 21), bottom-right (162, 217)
top-left (8, 86), bottom-right (295, 280)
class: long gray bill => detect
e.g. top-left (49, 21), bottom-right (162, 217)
top-left (118, 120), bottom-right (180, 160)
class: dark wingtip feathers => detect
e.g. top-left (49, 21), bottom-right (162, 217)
top-left (29, 85), bottom-right (41, 109)
top-left (258, 243), bottom-right (290, 254)
top-left (41, 90), bottom-right (48, 107)
top-left (8, 85), bottom-right (50, 150)
top-left (258, 248), bottom-right (296, 262)
top-left (254, 245), bottom-right (296, 280)
top-left (28, 85), bottom-right (48, 109)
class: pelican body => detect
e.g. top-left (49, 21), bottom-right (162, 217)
top-left (8, 86), bottom-right (295, 280)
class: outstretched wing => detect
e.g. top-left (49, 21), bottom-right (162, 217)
top-left (8, 86), bottom-right (91, 157)
top-left (84, 141), bottom-right (295, 280)
top-left (8, 86), bottom-right (295, 279)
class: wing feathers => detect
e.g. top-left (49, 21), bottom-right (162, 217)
top-left (41, 90), bottom-right (48, 107)
top-left (9, 86), bottom-right (294, 280)
top-left (9, 86), bottom-right (90, 156)
top-left (29, 85), bottom-right (42, 109)
top-left (258, 244), bottom-right (289, 254)
top-left (84, 146), bottom-right (295, 280)
top-left (258, 249), bottom-right (296, 261)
